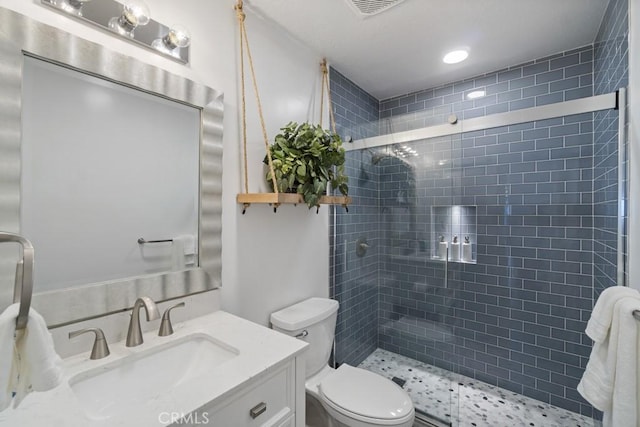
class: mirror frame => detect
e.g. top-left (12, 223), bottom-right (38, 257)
top-left (0, 7), bottom-right (223, 327)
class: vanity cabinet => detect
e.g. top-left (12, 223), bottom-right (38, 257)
top-left (180, 358), bottom-right (302, 427)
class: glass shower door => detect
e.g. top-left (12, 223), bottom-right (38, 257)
top-left (374, 133), bottom-right (461, 426)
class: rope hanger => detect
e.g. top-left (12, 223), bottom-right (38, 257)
top-left (235, 0), bottom-right (277, 197)
top-left (235, 0), bottom-right (344, 213)
top-left (320, 58), bottom-right (338, 134)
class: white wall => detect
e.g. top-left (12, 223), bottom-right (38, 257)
top-left (629, 0), bottom-right (640, 289)
top-left (0, 0), bottom-right (330, 325)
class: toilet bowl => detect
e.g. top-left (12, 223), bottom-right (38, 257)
top-left (308, 364), bottom-right (414, 427)
top-left (271, 298), bottom-right (415, 427)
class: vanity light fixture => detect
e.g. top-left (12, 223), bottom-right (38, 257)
top-left (443, 49), bottom-right (468, 64)
top-left (108, 0), bottom-right (151, 37)
top-left (40, 0), bottom-right (191, 64)
top-left (57, 0), bottom-right (92, 17)
top-left (152, 25), bottom-right (192, 58)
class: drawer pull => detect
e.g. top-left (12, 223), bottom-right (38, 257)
top-left (249, 401), bottom-right (267, 419)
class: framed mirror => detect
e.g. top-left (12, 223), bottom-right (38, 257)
top-left (0, 7), bottom-right (223, 327)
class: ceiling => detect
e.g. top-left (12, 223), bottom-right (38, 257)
top-left (247, 0), bottom-right (609, 101)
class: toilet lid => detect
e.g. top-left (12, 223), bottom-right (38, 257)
top-left (319, 364), bottom-right (413, 421)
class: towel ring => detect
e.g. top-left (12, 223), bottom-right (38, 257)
top-left (0, 232), bottom-right (34, 330)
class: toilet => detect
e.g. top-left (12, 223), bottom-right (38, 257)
top-left (271, 298), bottom-right (415, 427)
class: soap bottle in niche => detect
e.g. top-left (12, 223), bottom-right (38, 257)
top-left (437, 235), bottom-right (448, 259)
top-left (462, 236), bottom-right (472, 262)
top-left (451, 235), bottom-right (460, 261)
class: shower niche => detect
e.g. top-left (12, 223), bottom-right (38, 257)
top-left (430, 205), bottom-right (476, 264)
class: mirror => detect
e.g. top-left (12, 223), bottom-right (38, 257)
top-left (22, 55), bottom-right (201, 291)
top-left (0, 7), bottom-right (223, 327)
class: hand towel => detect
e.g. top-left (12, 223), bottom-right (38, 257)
top-left (585, 286), bottom-right (640, 343)
top-left (178, 235), bottom-right (196, 257)
top-left (0, 305), bottom-right (19, 411)
top-left (172, 235), bottom-right (197, 270)
top-left (578, 297), bottom-right (640, 427)
top-left (0, 304), bottom-right (63, 411)
top-left (605, 298), bottom-right (640, 427)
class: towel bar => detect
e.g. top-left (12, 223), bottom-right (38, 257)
top-left (0, 232), bottom-right (34, 330)
top-left (137, 237), bottom-right (173, 244)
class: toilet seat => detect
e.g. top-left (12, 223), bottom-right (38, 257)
top-left (318, 364), bottom-right (414, 426)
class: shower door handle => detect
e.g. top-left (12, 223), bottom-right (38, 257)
top-left (444, 247), bottom-right (448, 289)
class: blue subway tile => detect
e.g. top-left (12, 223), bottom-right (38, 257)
top-left (536, 69), bottom-right (564, 84)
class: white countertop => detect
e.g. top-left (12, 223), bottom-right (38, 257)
top-left (0, 310), bottom-right (308, 426)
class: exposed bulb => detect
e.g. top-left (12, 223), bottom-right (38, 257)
top-left (123, 1), bottom-right (150, 26)
top-left (152, 25), bottom-right (190, 59)
top-left (166, 25), bottom-right (191, 49)
top-left (108, 0), bottom-right (150, 37)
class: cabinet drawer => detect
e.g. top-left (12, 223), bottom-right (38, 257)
top-left (196, 362), bottom-right (294, 427)
top-left (274, 413), bottom-right (294, 427)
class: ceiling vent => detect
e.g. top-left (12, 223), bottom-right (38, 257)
top-left (345, 0), bottom-right (407, 16)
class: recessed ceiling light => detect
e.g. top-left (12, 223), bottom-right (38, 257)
top-left (443, 49), bottom-right (468, 64)
top-left (467, 90), bottom-right (485, 99)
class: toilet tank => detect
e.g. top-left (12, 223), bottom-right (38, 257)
top-left (270, 298), bottom-right (339, 378)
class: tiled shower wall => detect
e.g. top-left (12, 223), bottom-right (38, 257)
top-left (593, 0), bottom-right (629, 295)
top-left (330, 0), bottom-right (627, 418)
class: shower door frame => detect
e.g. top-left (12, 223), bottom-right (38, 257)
top-left (348, 93), bottom-right (617, 151)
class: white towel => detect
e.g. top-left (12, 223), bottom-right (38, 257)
top-left (585, 286), bottom-right (640, 342)
top-left (0, 305), bottom-right (19, 411)
top-left (0, 304), bottom-right (63, 411)
top-left (178, 235), bottom-right (196, 257)
top-left (172, 235), bottom-right (197, 270)
top-left (578, 296), bottom-right (640, 427)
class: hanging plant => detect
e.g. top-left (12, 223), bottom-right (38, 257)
top-left (264, 122), bottom-right (349, 208)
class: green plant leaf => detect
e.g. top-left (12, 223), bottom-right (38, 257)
top-left (266, 121), bottom-right (349, 207)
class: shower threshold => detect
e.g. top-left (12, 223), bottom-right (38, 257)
top-left (359, 348), bottom-right (599, 427)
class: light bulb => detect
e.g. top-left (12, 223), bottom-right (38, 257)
top-left (108, 0), bottom-right (150, 37)
top-left (166, 25), bottom-right (191, 49)
top-left (123, 1), bottom-right (150, 27)
top-left (152, 25), bottom-right (191, 57)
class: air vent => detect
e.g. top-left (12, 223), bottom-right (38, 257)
top-left (345, 0), bottom-right (407, 16)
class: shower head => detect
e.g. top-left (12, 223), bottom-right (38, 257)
top-left (371, 152), bottom-right (394, 165)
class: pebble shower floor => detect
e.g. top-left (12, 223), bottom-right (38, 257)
top-left (359, 349), bottom-right (599, 427)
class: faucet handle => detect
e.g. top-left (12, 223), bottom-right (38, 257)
top-left (158, 302), bottom-right (185, 337)
top-left (69, 328), bottom-right (110, 360)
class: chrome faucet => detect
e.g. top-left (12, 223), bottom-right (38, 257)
top-left (126, 296), bottom-right (160, 347)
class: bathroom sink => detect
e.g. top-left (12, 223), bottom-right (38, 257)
top-left (69, 334), bottom-right (239, 420)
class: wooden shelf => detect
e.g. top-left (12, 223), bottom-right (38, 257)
top-left (237, 193), bottom-right (351, 213)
